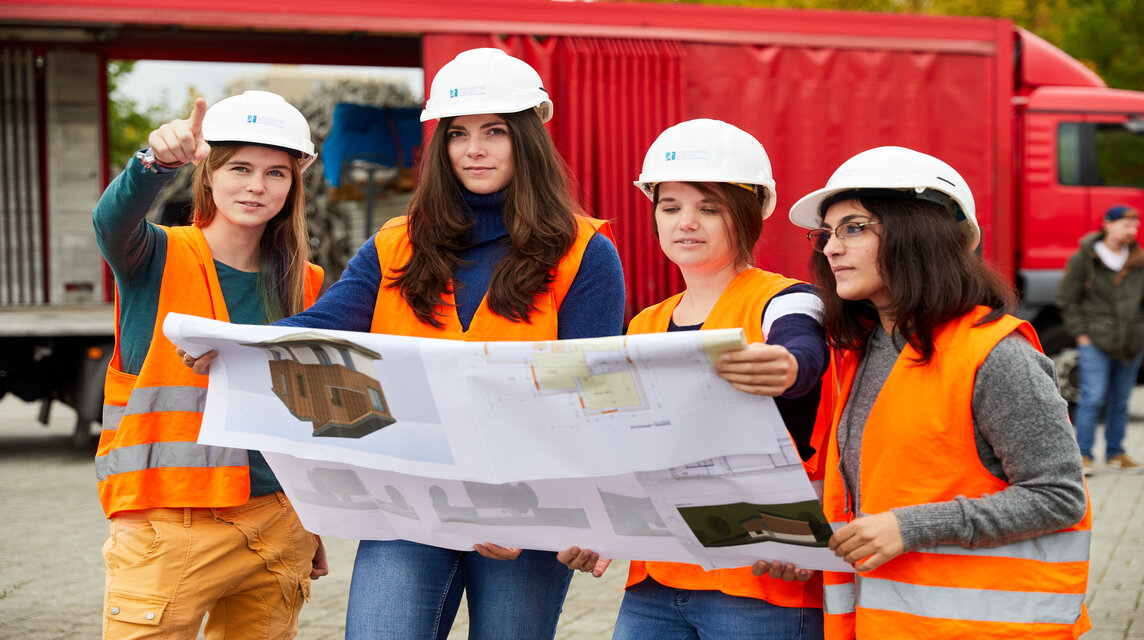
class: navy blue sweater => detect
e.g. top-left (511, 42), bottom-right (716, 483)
top-left (279, 188), bottom-right (626, 340)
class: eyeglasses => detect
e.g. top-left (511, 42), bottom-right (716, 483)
top-left (806, 220), bottom-right (881, 253)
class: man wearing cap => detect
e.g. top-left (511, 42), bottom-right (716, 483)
top-left (1057, 204), bottom-right (1144, 472)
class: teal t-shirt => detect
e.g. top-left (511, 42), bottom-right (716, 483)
top-left (214, 264), bottom-right (282, 497)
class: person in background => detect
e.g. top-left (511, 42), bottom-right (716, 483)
top-left (93, 90), bottom-right (327, 639)
top-left (559, 118), bottom-right (831, 640)
top-left (789, 146), bottom-right (1090, 639)
top-left (185, 48), bottom-right (625, 639)
top-left (1057, 204), bottom-right (1144, 473)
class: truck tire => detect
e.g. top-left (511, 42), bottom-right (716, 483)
top-left (73, 415), bottom-right (95, 449)
top-left (73, 341), bottom-right (113, 450)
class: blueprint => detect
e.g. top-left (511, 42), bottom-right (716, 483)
top-left (165, 313), bottom-right (850, 571)
top-left (164, 313), bottom-right (781, 483)
top-left (261, 438), bottom-right (852, 571)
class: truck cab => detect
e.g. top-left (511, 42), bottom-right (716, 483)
top-left (1014, 29), bottom-right (1144, 397)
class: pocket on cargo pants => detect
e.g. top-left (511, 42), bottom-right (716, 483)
top-left (102, 516), bottom-right (177, 639)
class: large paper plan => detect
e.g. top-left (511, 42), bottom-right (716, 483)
top-left (165, 313), bottom-right (851, 571)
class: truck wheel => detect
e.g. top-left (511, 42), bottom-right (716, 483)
top-left (73, 416), bottom-right (96, 449)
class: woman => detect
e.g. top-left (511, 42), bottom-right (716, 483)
top-left (192, 48), bottom-right (625, 639)
top-left (559, 119), bottom-right (831, 640)
top-left (94, 90), bottom-right (326, 639)
top-left (788, 146), bottom-right (1091, 639)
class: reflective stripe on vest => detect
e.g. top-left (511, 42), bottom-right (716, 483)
top-left (95, 441), bottom-right (247, 481)
top-left (101, 404), bottom-right (126, 432)
top-left (623, 268), bottom-right (830, 609)
top-left (96, 385), bottom-right (210, 479)
top-left (856, 577), bottom-right (1085, 625)
top-left (823, 581), bottom-right (856, 615)
top-left (123, 385), bottom-right (206, 416)
top-left (914, 529), bottom-right (1092, 564)
top-left (100, 384), bottom-right (206, 431)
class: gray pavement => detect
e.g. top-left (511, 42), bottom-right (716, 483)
top-left (1, 393), bottom-right (1141, 639)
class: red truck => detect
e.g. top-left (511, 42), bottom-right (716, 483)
top-left (2, 0), bottom-right (1142, 442)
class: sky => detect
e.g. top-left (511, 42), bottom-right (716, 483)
top-left (115, 60), bottom-right (424, 113)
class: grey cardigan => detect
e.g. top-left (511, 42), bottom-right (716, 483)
top-left (838, 328), bottom-right (1088, 551)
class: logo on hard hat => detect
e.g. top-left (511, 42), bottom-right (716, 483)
top-left (448, 85), bottom-right (490, 100)
top-left (665, 150), bottom-right (709, 162)
top-left (245, 114), bottom-right (288, 129)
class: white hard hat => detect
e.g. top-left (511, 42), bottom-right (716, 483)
top-left (788, 146), bottom-right (979, 249)
top-left (634, 119), bottom-right (777, 219)
top-left (202, 90), bottom-right (316, 171)
top-left (421, 48), bottom-right (553, 123)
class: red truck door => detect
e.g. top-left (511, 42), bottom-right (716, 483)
top-left (1019, 108), bottom-right (1093, 276)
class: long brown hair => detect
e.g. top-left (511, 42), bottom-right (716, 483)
top-left (191, 144), bottom-right (310, 321)
top-left (811, 193), bottom-right (1015, 365)
top-left (391, 110), bottom-right (578, 327)
top-left (653, 182), bottom-right (763, 267)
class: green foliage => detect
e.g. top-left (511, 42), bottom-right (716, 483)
top-left (1057, 0), bottom-right (1144, 90)
top-left (106, 60), bottom-right (176, 172)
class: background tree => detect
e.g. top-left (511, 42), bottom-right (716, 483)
top-left (106, 60), bottom-right (178, 173)
top-left (1056, 0), bottom-right (1144, 90)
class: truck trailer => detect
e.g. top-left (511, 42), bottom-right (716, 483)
top-left (2, 0), bottom-right (1143, 444)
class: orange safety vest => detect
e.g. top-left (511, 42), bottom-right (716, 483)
top-left (370, 215), bottom-right (613, 340)
top-left (624, 267), bottom-right (833, 609)
top-left (820, 307), bottom-right (1092, 639)
top-left (96, 225), bottom-right (323, 518)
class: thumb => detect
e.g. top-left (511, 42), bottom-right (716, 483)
top-left (593, 558), bottom-right (612, 577)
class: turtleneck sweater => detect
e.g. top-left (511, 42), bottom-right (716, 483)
top-left (278, 186), bottom-right (625, 339)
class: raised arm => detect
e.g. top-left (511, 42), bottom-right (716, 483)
top-left (93, 99), bottom-right (210, 283)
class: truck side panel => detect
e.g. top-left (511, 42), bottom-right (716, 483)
top-left (1, 47), bottom-right (45, 306)
top-left (46, 50), bottom-right (106, 305)
top-left (425, 32), bottom-right (1010, 315)
top-left (680, 40), bottom-right (1009, 282)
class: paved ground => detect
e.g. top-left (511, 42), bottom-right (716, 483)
top-left (1, 393), bottom-right (1141, 639)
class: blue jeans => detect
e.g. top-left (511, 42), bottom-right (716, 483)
top-left (345, 539), bottom-right (572, 640)
top-left (612, 578), bottom-right (824, 640)
top-left (1074, 344), bottom-right (1144, 458)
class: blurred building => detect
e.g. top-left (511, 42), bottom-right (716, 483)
top-left (224, 64), bottom-right (418, 104)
